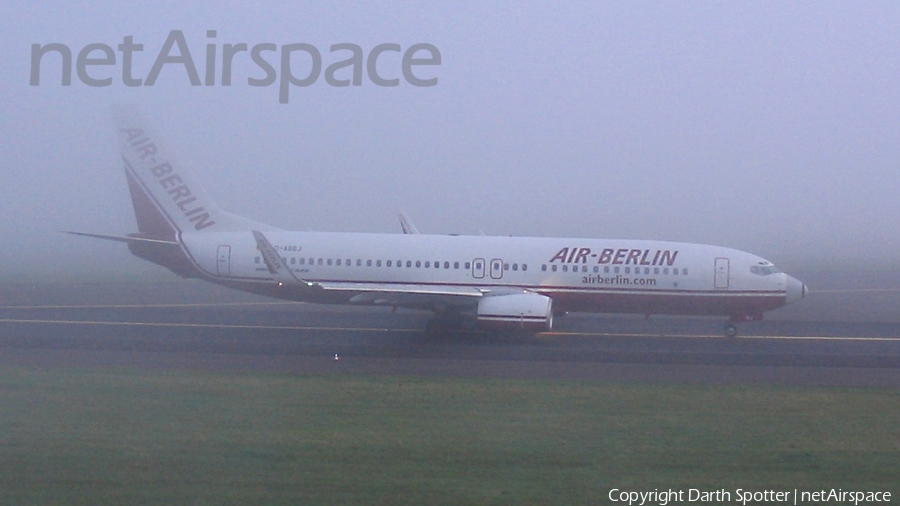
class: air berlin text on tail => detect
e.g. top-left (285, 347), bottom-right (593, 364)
top-left (30, 30), bottom-right (441, 103)
top-left (121, 127), bottom-right (215, 230)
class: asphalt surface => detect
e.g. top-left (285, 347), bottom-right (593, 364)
top-left (2, 282), bottom-right (900, 387)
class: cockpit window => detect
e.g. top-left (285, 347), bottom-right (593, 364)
top-left (750, 265), bottom-right (782, 276)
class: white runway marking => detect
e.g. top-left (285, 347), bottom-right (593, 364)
top-left (0, 302), bottom-right (305, 310)
top-left (812, 288), bottom-right (900, 293)
top-left (544, 331), bottom-right (900, 341)
top-left (736, 334), bottom-right (900, 342)
top-left (0, 317), bottom-right (413, 333)
top-left (1, 317), bottom-right (898, 341)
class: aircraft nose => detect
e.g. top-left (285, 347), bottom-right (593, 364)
top-left (785, 275), bottom-right (807, 304)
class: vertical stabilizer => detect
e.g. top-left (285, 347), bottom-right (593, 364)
top-left (112, 106), bottom-right (278, 240)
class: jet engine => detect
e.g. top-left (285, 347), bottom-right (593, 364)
top-left (477, 292), bottom-right (553, 331)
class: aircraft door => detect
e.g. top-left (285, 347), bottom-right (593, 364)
top-left (490, 258), bottom-right (503, 279)
top-left (472, 258), bottom-right (485, 279)
top-left (217, 245), bottom-right (231, 276)
top-left (714, 257), bottom-right (729, 289)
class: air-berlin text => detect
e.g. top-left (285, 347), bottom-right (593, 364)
top-left (121, 128), bottom-right (215, 230)
top-left (549, 247), bottom-right (678, 266)
top-left (30, 30), bottom-right (440, 104)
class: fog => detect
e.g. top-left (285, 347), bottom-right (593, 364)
top-left (2, 2), bottom-right (899, 282)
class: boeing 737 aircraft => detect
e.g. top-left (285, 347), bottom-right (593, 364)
top-left (70, 108), bottom-right (807, 337)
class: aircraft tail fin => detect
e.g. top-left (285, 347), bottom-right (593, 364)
top-left (112, 106), bottom-right (278, 240)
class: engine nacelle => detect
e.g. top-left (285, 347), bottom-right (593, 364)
top-left (477, 293), bottom-right (553, 332)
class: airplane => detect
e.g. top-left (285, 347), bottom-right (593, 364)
top-left (69, 107), bottom-right (807, 337)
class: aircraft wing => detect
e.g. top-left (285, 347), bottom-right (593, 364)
top-left (316, 281), bottom-right (482, 298)
top-left (253, 230), bottom-right (479, 304)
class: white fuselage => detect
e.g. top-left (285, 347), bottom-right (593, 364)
top-left (179, 231), bottom-right (805, 317)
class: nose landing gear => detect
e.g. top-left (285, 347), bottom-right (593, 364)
top-left (725, 313), bottom-right (763, 337)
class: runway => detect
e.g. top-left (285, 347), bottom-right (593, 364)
top-left (2, 282), bottom-right (900, 387)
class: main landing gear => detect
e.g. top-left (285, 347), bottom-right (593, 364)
top-left (424, 310), bottom-right (464, 338)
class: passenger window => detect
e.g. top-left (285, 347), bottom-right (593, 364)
top-left (542, 265), bottom-right (547, 271)
top-left (465, 262), bottom-right (471, 269)
top-left (335, 259), bottom-right (341, 266)
top-left (386, 260), bottom-right (392, 267)
top-left (454, 262), bottom-right (460, 269)
top-left (562, 265), bottom-right (568, 272)
top-left (367, 260), bottom-right (372, 267)
top-left (444, 262), bottom-right (450, 269)
top-left (593, 266), bottom-right (598, 273)
top-left (504, 263), bottom-right (509, 271)
top-left (644, 267), bottom-right (650, 274)
top-left (625, 267), bottom-right (630, 274)
top-left (614, 267), bottom-right (620, 274)
top-left (407, 261), bottom-right (412, 267)
top-left (654, 267), bottom-right (659, 274)
top-left (683, 268), bottom-right (688, 275)
top-left (376, 260), bottom-right (382, 267)
top-left (327, 259), bottom-right (332, 266)
top-left (663, 268), bottom-right (669, 275)
top-left (425, 261), bottom-right (430, 268)
top-left (604, 266), bottom-right (610, 273)
top-left (356, 259), bottom-right (362, 267)
top-left (522, 264), bottom-right (527, 271)
top-left (552, 265), bottom-right (557, 272)
top-left (318, 259), bottom-right (323, 266)
top-left (416, 261), bottom-right (421, 268)
top-left (512, 264), bottom-right (518, 271)
top-left (346, 259), bottom-right (350, 266)
top-left (300, 258), bottom-right (305, 265)
top-left (435, 262), bottom-right (439, 269)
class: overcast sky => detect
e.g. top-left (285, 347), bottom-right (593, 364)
top-left (2, 1), bottom-right (899, 282)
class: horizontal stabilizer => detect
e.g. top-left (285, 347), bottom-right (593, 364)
top-left (63, 231), bottom-right (179, 245)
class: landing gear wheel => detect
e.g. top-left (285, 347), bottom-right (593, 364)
top-left (724, 324), bottom-right (738, 338)
top-left (425, 312), bottom-right (463, 338)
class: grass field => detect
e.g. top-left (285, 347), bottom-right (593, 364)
top-left (0, 366), bottom-right (898, 505)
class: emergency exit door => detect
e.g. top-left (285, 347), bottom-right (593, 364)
top-left (472, 258), bottom-right (485, 279)
top-left (490, 258), bottom-right (504, 279)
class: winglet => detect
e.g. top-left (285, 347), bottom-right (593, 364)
top-left (252, 230), bottom-right (312, 287)
top-left (398, 211), bottom-right (420, 234)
